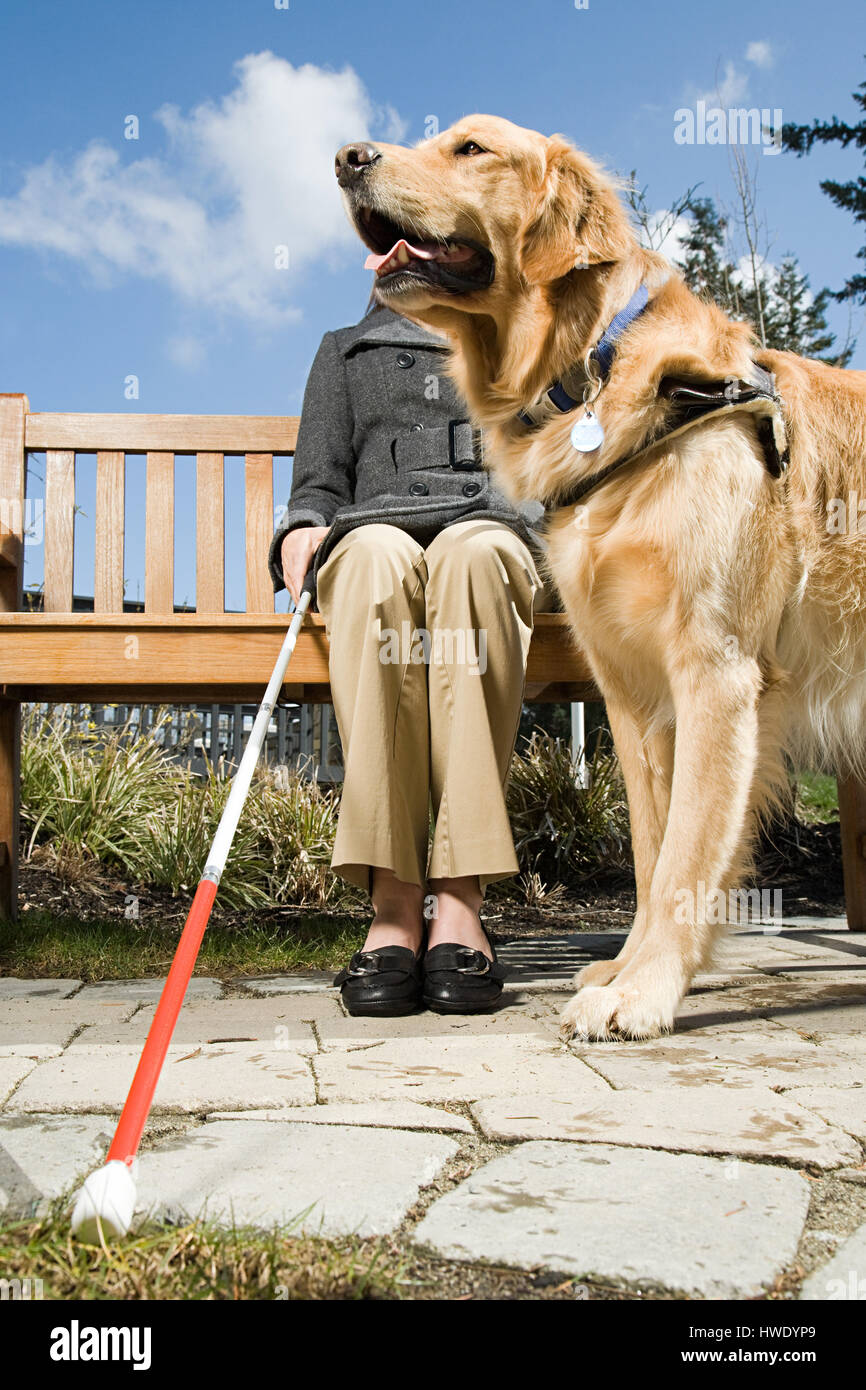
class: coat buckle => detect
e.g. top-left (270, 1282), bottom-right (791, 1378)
top-left (449, 420), bottom-right (484, 471)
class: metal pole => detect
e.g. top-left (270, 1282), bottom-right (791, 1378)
top-left (571, 701), bottom-right (588, 788)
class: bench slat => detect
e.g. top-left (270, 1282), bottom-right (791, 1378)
top-left (44, 451), bottom-right (75, 611)
top-left (94, 452), bottom-right (125, 613)
top-left (0, 613), bottom-right (594, 691)
top-left (245, 453), bottom-right (275, 614)
top-left (196, 453), bottom-right (224, 613)
top-left (0, 533), bottom-right (21, 570)
top-left (0, 395), bottom-right (26, 612)
top-left (25, 414), bottom-right (299, 453)
top-left (145, 452), bottom-right (174, 613)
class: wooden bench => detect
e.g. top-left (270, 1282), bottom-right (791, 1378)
top-left (1, 392), bottom-right (864, 929)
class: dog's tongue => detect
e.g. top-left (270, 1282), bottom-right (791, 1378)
top-left (364, 238), bottom-right (476, 273)
top-left (364, 239), bottom-right (435, 271)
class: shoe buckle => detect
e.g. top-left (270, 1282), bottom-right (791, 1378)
top-left (455, 948), bottom-right (490, 975)
top-left (348, 951), bottom-right (382, 977)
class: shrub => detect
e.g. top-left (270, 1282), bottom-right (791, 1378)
top-left (20, 708), bottom-right (361, 911)
top-left (506, 732), bottom-right (631, 886)
top-left (20, 710), bottom-right (631, 908)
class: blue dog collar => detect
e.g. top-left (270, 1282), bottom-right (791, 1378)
top-left (591, 283), bottom-right (650, 379)
top-left (517, 283), bottom-right (651, 430)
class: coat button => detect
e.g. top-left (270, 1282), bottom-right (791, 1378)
top-left (396, 351), bottom-right (415, 368)
top-left (409, 482), bottom-right (429, 496)
top-left (462, 481), bottom-right (482, 497)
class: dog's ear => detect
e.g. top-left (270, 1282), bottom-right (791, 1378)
top-left (519, 138), bottom-right (634, 283)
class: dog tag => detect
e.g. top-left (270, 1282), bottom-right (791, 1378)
top-left (570, 409), bottom-right (604, 453)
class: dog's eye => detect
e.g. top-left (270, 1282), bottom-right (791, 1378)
top-left (455, 140), bottom-right (486, 157)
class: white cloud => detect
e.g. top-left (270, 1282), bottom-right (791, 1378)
top-left (731, 253), bottom-right (783, 294)
top-left (0, 52), bottom-right (401, 323)
top-left (695, 60), bottom-right (750, 109)
top-left (166, 334), bottom-right (207, 370)
top-left (746, 41), bottom-right (775, 69)
top-left (636, 209), bottom-right (692, 261)
top-left (689, 42), bottom-right (776, 111)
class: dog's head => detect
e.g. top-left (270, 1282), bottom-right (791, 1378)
top-left (336, 114), bottom-right (636, 317)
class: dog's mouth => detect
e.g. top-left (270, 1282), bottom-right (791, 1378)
top-left (354, 205), bottom-right (494, 295)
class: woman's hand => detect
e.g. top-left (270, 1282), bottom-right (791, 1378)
top-left (280, 526), bottom-right (329, 605)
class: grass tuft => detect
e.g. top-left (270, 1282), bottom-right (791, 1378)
top-left (0, 1203), bottom-right (411, 1300)
top-left (0, 909), bottom-right (366, 979)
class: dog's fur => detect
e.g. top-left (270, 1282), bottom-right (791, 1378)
top-left (339, 114), bottom-right (866, 1040)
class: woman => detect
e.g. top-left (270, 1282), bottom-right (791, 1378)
top-left (268, 302), bottom-right (546, 1016)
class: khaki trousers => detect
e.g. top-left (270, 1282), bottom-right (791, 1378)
top-left (316, 520), bottom-right (542, 893)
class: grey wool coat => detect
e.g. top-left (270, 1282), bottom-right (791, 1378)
top-left (267, 305), bottom-right (542, 592)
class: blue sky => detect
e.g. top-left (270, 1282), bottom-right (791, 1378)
top-left (1, 0), bottom-right (863, 610)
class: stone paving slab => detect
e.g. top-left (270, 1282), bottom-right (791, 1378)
top-left (745, 983), bottom-right (866, 1036)
top-left (712, 945), bottom-right (861, 976)
top-left (527, 991), bottom-right (796, 1034)
top-left (663, 992), bottom-right (797, 1033)
top-left (672, 979), bottom-right (866, 1035)
top-left (209, 1102), bottom-right (474, 1133)
top-left (0, 1115), bottom-right (113, 1218)
top-left (75, 978), bottom-right (223, 1002)
top-left (0, 999), bottom-right (139, 1051)
top-left (790, 1086), bottom-right (866, 1140)
top-left (501, 977), bottom-right (577, 994)
top-left (574, 1032), bottom-right (866, 1093)
top-left (688, 971), bottom-right (767, 989)
top-left (729, 923), bottom-right (861, 945)
top-left (413, 1141), bottom-right (811, 1298)
top-left (715, 936), bottom-right (829, 964)
top-left (137, 1119), bottom-right (458, 1237)
top-left (239, 973), bottom-right (336, 996)
top-left (6, 1045), bottom-right (315, 1114)
top-left (810, 1032), bottom-right (866, 1053)
top-left (70, 998), bottom-right (329, 1053)
top-left (753, 931), bottom-right (866, 956)
top-left (314, 1036), bottom-right (609, 1105)
top-left (0, 1057), bottom-right (37, 1105)
top-left (471, 1088), bottom-right (859, 1167)
top-left (0, 1044), bottom-right (62, 1060)
top-left (0, 980), bottom-right (82, 1000)
top-left (768, 918), bottom-right (852, 931)
top-left (800, 1222), bottom-right (866, 1300)
top-left (315, 1006), bottom-right (558, 1050)
top-left (759, 966), bottom-right (866, 986)
top-left (755, 936), bottom-right (858, 960)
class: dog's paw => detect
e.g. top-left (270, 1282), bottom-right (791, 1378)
top-left (559, 982), bottom-right (675, 1043)
top-left (572, 959), bottom-right (624, 990)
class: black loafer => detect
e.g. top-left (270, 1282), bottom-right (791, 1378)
top-left (334, 945), bottom-right (424, 1017)
top-left (423, 930), bottom-right (507, 1014)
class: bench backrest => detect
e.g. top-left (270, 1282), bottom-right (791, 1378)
top-left (2, 394), bottom-right (299, 615)
top-left (0, 394), bottom-right (597, 705)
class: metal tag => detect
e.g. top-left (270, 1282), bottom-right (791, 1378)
top-left (570, 409), bottom-right (605, 453)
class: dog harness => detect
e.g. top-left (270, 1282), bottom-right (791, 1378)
top-left (515, 283), bottom-right (789, 512)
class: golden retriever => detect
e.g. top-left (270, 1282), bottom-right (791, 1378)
top-left (335, 114), bottom-right (866, 1040)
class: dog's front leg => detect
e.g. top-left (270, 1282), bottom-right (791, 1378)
top-left (561, 661), bottom-right (762, 1041)
top-left (573, 703), bottom-right (674, 991)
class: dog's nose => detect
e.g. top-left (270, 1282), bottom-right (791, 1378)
top-left (335, 142), bottom-right (382, 187)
